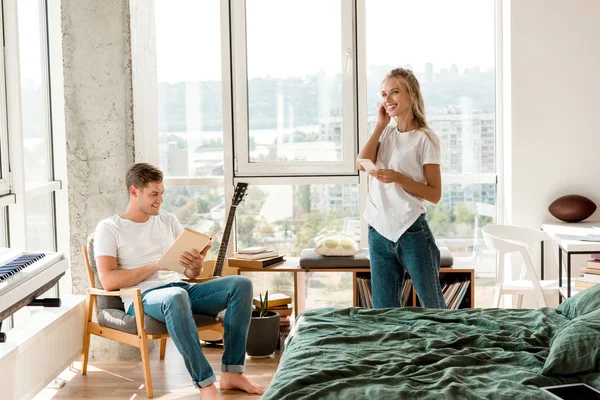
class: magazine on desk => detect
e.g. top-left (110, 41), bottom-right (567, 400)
top-left (555, 233), bottom-right (600, 242)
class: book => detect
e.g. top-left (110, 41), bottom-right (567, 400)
top-left (575, 279), bottom-right (598, 289)
top-left (237, 246), bottom-right (268, 254)
top-left (252, 293), bottom-right (292, 308)
top-left (255, 303), bottom-right (292, 316)
top-left (586, 260), bottom-right (600, 269)
top-left (582, 267), bottom-right (600, 275)
top-left (582, 273), bottom-right (600, 283)
top-left (156, 228), bottom-right (213, 273)
top-left (272, 306), bottom-right (293, 317)
top-left (228, 255), bottom-right (285, 269)
top-left (232, 250), bottom-right (279, 260)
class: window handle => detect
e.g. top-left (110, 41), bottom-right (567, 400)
top-left (344, 50), bottom-right (351, 73)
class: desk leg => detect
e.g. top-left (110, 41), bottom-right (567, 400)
top-left (567, 252), bottom-right (571, 298)
top-left (294, 271), bottom-right (306, 317)
top-left (540, 241), bottom-right (544, 280)
top-left (559, 247), bottom-right (562, 288)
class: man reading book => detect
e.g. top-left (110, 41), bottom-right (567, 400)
top-left (94, 163), bottom-right (264, 399)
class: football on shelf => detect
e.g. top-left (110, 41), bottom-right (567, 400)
top-left (548, 194), bottom-right (596, 223)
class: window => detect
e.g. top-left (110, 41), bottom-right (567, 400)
top-left (156, 0), bottom-right (224, 178)
top-left (5, 0), bottom-right (62, 330)
top-left (232, 0), bottom-right (357, 176)
top-left (19, 0), bottom-right (58, 252)
top-left (236, 181), bottom-right (359, 304)
top-left (151, 1), bottom-right (500, 309)
top-left (155, 0), bottom-right (227, 255)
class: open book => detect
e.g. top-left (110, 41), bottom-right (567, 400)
top-left (156, 228), bottom-right (214, 273)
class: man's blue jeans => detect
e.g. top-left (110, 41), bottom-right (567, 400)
top-left (368, 214), bottom-right (446, 309)
top-left (126, 275), bottom-right (253, 388)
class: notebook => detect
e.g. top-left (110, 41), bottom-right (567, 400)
top-left (555, 233), bottom-right (600, 242)
top-left (156, 228), bottom-right (214, 273)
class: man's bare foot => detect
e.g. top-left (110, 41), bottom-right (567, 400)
top-left (219, 372), bottom-right (265, 395)
top-left (199, 383), bottom-right (223, 400)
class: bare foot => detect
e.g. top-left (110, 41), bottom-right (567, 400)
top-left (199, 384), bottom-right (223, 400)
top-left (219, 372), bottom-right (265, 395)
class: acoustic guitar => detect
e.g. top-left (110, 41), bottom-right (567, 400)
top-left (184, 182), bottom-right (248, 283)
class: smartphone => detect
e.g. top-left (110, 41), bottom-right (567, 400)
top-left (540, 383), bottom-right (600, 400)
top-left (357, 158), bottom-right (378, 172)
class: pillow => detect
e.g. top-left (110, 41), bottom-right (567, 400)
top-left (541, 308), bottom-right (600, 376)
top-left (557, 283), bottom-right (600, 319)
top-left (314, 235), bottom-right (358, 256)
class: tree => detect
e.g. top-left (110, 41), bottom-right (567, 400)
top-left (427, 203), bottom-right (453, 237)
top-left (452, 203), bottom-right (476, 237)
top-left (195, 197), bottom-right (210, 214)
top-left (297, 185), bottom-right (311, 214)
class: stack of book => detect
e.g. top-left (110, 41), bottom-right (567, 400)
top-left (355, 272), bottom-right (413, 308)
top-left (575, 258), bottom-right (600, 290)
top-left (441, 279), bottom-right (471, 309)
top-left (229, 247), bottom-right (284, 269)
top-left (253, 293), bottom-right (293, 338)
top-left (355, 272), bottom-right (469, 309)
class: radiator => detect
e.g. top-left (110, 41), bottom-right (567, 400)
top-left (0, 296), bottom-right (86, 400)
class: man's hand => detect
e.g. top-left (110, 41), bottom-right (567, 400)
top-left (369, 169), bottom-right (403, 184)
top-left (180, 244), bottom-right (211, 276)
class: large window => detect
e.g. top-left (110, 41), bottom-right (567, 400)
top-left (155, 0), bottom-right (227, 262)
top-left (232, 0), bottom-right (357, 176)
top-left (156, 0), bottom-right (223, 179)
top-left (154, 0), bottom-right (500, 308)
top-left (5, 0), bottom-right (63, 330)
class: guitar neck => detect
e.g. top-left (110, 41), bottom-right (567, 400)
top-left (212, 204), bottom-right (237, 277)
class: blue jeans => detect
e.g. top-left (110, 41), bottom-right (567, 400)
top-left (126, 275), bottom-right (253, 388)
top-left (368, 214), bottom-right (446, 309)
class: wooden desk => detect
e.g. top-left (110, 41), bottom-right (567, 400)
top-left (541, 221), bottom-right (600, 298)
top-left (236, 257), bottom-right (475, 315)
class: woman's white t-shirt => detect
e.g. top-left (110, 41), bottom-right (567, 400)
top-left (363, 125), bottom-right (441, 242)
top-left (94, 211), bottom-right (185, 312)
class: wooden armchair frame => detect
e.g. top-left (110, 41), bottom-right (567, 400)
top-left (80, 245), bottom-right (223, 398)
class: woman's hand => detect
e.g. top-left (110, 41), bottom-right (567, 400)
top-left (369, 169), bottom-right (403, 184)
top-left (376, 103), bottom-right (391, 129)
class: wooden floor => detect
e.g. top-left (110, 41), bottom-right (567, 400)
top-left (34, 341), bottom-right (281, 399)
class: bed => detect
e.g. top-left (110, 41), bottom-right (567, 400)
top-left (263, 285), bottom-right (600, 399)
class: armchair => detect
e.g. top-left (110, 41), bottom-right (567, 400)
top-left (81, 237), bottom-right (223, 398)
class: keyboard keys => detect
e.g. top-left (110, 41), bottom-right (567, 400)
top-left (0, 253), bottom-right (45, 281)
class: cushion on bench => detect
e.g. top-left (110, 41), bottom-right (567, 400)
top-left (299, 247), bottom-right (453, 271)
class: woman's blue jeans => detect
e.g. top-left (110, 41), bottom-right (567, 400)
top-left (126, 275), bottom-right (253, 388)
top-left (368, 214), bottom-right (446, 309)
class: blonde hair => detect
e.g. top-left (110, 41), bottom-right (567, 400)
top-left (383, 68), bottom-right (439, 148)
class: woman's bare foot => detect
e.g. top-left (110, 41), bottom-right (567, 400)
top-left (219, 372), bottom-right (265, 395)
top-left (199, 384), bottom-right (223, 400)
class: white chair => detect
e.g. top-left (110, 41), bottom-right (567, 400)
top-left (482, 224), bottom-right (566, 308)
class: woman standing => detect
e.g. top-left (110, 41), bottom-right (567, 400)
top-left (358, 67), bottom-right (445, 309)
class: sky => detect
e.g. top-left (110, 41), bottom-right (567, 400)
top-left (18, 0), bottom-right (44, 85)
top-left (155, 0), bottom-right (495, 83)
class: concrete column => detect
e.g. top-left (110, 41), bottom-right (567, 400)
top-left (62, 0), bottom-right (140, 360)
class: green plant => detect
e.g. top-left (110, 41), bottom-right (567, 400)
top-left (258, 290), bottom-right (269, 318)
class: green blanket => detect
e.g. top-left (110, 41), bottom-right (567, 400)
top-left (263, 307), bottom-right (589, 399)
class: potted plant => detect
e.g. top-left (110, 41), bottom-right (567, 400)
top-left (246, 290), bottom-right (281, 357)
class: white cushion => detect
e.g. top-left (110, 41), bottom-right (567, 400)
top-left (314, 235), bottom-right (358, 256)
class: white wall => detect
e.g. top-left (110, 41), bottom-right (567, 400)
top-left (504, 0), bottom-right (600, 290)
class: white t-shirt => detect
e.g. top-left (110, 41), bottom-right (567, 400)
top-left (94, 211), bottom-right (185, 312)
top-left (364, 126), bottom-right (441, 242)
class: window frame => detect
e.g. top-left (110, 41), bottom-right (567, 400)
top-left (230, 0), bottom-right (359, 177)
